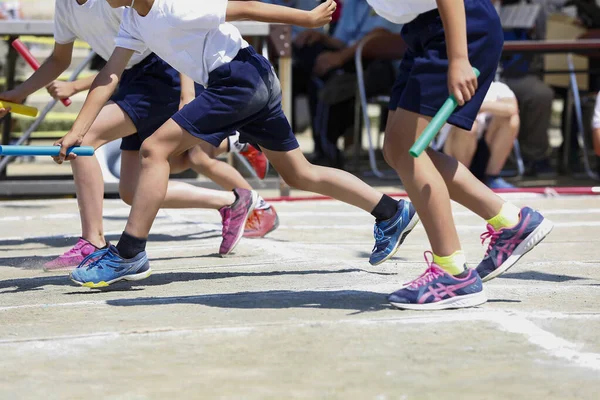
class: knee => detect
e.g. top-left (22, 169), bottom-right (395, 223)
top-left (382, 138), bottom-right (399, 168)
top-left (119, 183), bottom-right (134, 206)
top-left (139, 140), bottom-right (167, 167)
top-left (509, 114), bottom-right (520, 138)
top-left (169, 152), bottom-right (191, 174)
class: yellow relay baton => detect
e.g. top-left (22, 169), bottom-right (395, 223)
top-left (0, 101), bottom-right (39, 118)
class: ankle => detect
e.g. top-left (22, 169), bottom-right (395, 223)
top-left (116, 231), bottom-right (147, 259)
top-left (433, 250), bottom-right (467, 276)
top-left (84, 236), bottom-right (107, 249)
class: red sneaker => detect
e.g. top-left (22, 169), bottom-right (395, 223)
top-left (240, 145), bottom-right (269, 179)
top-left (244, 206), bottom-right (280, 238)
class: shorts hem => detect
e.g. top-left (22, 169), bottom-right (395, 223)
top-left (171, 113), bottom-right (225, 148)
top-left (253, 138), bottom-right (300, 152)
top-left (389, 102), bottom-right (475, 131)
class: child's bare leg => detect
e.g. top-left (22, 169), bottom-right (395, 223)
top-left (442, 124), bottom-right (478, 168)
top-left (124, 119), bottom-right (221, 238)
top-left (261, 147), bottom-right (383, 212)
top-left (427, 149), bottom-right (504, 220)
top-left (74, 102), bottom-right (138, 247)
top-left (383, 109), bottom-right (460, 256)
top-left (484, 115), bottom-right (519, 176)
top-left (187, 145), bottom-right (252, 191)
top-left (119, 150), bottom-right (236, 209)
top-left (594, 127), bottom-right (600, 156)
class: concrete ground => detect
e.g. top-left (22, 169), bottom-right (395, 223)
top-left (0, 193), bottom-right (598, 399)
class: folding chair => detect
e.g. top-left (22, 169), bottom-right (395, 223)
top-left (352, 36), bottom-right (397, 179)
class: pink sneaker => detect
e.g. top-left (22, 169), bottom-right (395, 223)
top-left (43, 238), bottom-right (101, 272)
top-left (219, 188), bottom-right (258, 256)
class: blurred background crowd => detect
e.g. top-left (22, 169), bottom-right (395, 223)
top-left (2, 0), bottom-right (600, 190)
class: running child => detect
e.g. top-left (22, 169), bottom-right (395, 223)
top-left (56, 0), bottom-right (420, 288)
top-left (0, 0), bottom-right (278, 271)
top-left (365, 0), bottom-right (553, 309)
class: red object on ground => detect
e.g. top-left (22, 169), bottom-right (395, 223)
top-left (11, 39), bottom-right (72, 107)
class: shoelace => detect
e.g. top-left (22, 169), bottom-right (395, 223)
top-left (78, 247), bottom-right (110, 270)
top-left (372, 225), bottom-right (385, 251)
top-left (480, 224), bottom-right (502, 257)
top-left (406, 251), bottom-right (444, 289)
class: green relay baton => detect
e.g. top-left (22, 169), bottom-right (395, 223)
top-left (409, 67), bottom-right (481, 158)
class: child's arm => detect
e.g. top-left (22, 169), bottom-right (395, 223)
top-left (436, 0), bottom-right (478, 106)
top-left (0, 42), bottom-right (73, 115)
top-left (46, 74), bottom-right (98, 100)
top-left (54, 47), bottom-right (133, 163)
top-left (179, 73), bottom-right (196, 110)
top-left (226, 0), bottom-right (336, 28)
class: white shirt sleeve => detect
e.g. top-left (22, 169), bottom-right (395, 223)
top-left (53, 2), bottom-right (76, 44)
top-left (593, 92), bottom-right (600, 130)
top-left (114, 11), bottom-right (148, 55)
top-left (169, 0), bottom-right (228, 31)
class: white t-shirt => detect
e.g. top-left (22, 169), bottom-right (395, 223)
top-left (593, 92), bottom-right (600, 130)
top-left (54, 0), bottom-right (151, 69)
top-left (115, 0), bottom-right (248, 87)
top-left (366, 0), bottom-right (437, 24)
top-left (434, 82), bottom-right (516, 149)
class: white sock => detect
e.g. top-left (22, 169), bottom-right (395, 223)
top-left (256, 196), bottom-right (270, 210)
top-left (228, 132), bottom-right (248, 153)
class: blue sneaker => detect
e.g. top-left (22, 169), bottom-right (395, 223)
top-left (388, 252), bottom-right (487, 310)
top-left (70, 245), bottom-right (152, 288)
top-left (370, 199), bottom-right (420, 266)
top-left (486, 176), bottom-right (515, 189)
top-left (476, 207), bottom-right (553, 282)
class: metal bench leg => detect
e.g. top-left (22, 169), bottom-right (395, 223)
top-left (512, 139), bottom-right (525, 177)
top-left (567, 54), bottom-right (599, 180)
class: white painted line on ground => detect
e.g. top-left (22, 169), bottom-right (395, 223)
top-left (495, 313), bottom-right (600, 371)
top-left (0, 309), bottom-right (598, 371)
top-left (4, 206), bottom-right (600, 223)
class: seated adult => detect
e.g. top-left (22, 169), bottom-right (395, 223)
top-left (499, 0), bottom-right (562, 177)
top-left (434, 82), bottom-right (520, 189)
top-left (292, 0), bottom-right (402, 167)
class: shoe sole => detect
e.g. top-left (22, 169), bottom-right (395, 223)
top-left (221, 190), bottom-right (259, 256)
top-left (71, 267), bottom-right (153, 288)
top-left (370, 212), bottom-right (421, 266)
top-left (481, 218), bottom-right (554, 282)
top-left (389, 290), bottom-right (488, 311)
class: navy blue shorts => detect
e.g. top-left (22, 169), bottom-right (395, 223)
top-left (112, 53), bottom-right (203, 151)
top-left (388, 0), bottom-right (503, 130)
top-left (172, 46), bottom-right (298, 152)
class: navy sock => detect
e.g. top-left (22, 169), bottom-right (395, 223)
top-left (116, 231), bottom-right (147, 259)
top-left (371, 195), bottom-right (398, 222)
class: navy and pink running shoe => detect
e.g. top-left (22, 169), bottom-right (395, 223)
top-left (476, 207), bottom-right (553, 282)
top-left (388, 252), bottom-right (486, 311)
